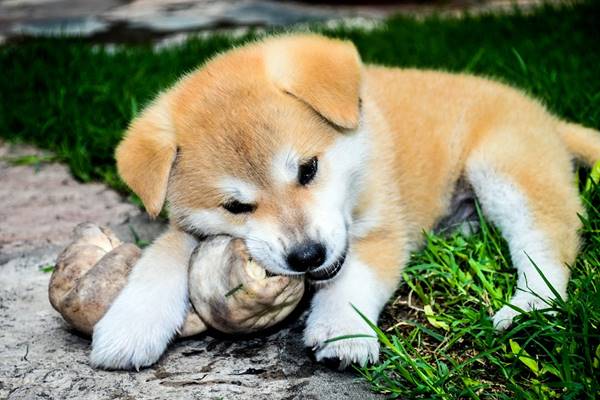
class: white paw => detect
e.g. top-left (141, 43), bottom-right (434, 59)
top-left (90, 296), bottom-right (182, 370)
top-left (492, 292), bottom-right (554, 331)
top-left (89, 227), bottom-right (194, 370)
top-left (304, 316), bottom-right (379, 368)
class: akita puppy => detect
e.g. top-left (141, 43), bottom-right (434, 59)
top-left (91, 35), bottom-right (600, 370)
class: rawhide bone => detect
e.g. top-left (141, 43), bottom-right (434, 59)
top-left (49, 223), bottom-right (304, 336)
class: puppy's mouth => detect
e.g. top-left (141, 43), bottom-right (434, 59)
top-left (307, 251), bottom-right (347, 282)
top-left (264, 269), bottom-right (278, 278)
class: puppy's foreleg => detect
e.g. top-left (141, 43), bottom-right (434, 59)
top-left (304, 232), bottom-right (405, 368)
top-left (90, 226), bottom-right (198, 370)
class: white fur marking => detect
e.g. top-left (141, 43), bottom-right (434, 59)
top-left (271, 147), bottom-right (299, 185)
top-left (218, 176), bottom-right (258, 204)
top-left (304, 122), bottom-right (371, 271)
top-left (90, 229), bottom-right (198, 370)
top-left (467, 163), bottom-right (569, 330)
top-left (181, 209), bottom-right (243, 237)
top-left (304, 255), bottom-right (392, 367)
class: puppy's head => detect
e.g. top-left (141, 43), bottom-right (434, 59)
top-left (116, 35), bottom-right (368, 282)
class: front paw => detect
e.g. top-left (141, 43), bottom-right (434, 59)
top-left (304, 316), bottom-right (379, 369)
top-left (90, 303), bottom-right (176, 370)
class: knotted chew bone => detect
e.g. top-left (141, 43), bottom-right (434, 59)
top-left (49, 223), bottom-right (305, 337)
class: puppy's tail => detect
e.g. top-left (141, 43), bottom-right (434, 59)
top-left (557, 121), bottom-right (600, 167)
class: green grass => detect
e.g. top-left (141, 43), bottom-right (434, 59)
top-left (359, 177), bottom-right (600, 399)
top-left (1, 1), bottom-right (599, 398)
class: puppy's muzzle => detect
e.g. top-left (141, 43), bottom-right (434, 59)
top-left (307, 251), bottom-right (347, 282)
top-left (286, 241), bottom-right (327, 272)
top-left (285, 241), bottom-right (346, 282)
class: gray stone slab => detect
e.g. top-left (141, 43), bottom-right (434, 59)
top-left (1, 0), bottom-right (565, 43)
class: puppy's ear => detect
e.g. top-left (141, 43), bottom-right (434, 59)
top-left (115, 96), bottom-right (176, 218)
top-left (265, 35), bottom-right (362, 130)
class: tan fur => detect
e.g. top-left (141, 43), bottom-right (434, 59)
top-left (265, 35), bottom-right (362, 129)
top-left (558, 122), bottom-right (600, 167)
top-left (115, 95), bottom-right (176, 217)
top-left (363, 68), bottom-right (599, 274)
top-left (113, 35), bottom-right (600, 363)
top-left (115, 33), bottom-right (600, 279)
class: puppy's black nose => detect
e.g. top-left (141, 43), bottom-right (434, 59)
top-left (286, 242), bottom-right (326, 272)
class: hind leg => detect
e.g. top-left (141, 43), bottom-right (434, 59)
top-left (466, 132), bottom-right (582, 330)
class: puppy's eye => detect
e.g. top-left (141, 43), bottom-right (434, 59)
top-left (298, 157), bottom-right (318, 186)
top-left (222, 200), bottom-right (256, 214)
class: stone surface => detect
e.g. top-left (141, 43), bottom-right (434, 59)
top-left (0, 0), bottom-right (566, 44)
top-left (0, 143), bottom-right (156, 263)
top-left (0, 142), bottom-right (380, 399)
